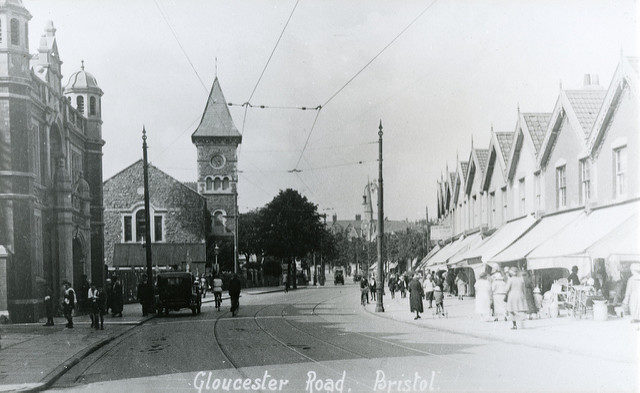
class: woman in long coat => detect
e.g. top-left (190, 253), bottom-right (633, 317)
top-left (456, 271), bottom-right (467, 300)
top-left (505, 267), bottom-right (527, 329)
top-left (522, 270), bottom-right (538, 318)
top-left (474, 272), bottom-right (492, 321)
top-left (623, 263), bottom-right (640, 322)
top-left (491, 271), bottom-right (507, 321)
top-left (408, 274), bottom-right (424, 320)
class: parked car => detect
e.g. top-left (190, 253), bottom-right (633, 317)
top-left (334, 268), bottom-right (344, 285)
top-left (155, 272), bottom-right (201, 315)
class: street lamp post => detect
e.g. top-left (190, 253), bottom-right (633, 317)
top-left (376, 120), bottom-right (385, 312)
top-left (214, 243), bottom-right (220, 275)
top-left (141, 127), bottom-right (153, 288)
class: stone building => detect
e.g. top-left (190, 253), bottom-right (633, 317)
top-left (192, 77), bottom-right (241, 237)
top-left (103, 161), bottom-right (206, 272)
top-left (0, 0), bottom-right (104, 322)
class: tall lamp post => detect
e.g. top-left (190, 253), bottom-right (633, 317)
top-left (214, 243), bottom-right (220, 275)
top-left (376, 120), bottom-right (385, 312)
top-left (142, 127), bottom-right (153, 289)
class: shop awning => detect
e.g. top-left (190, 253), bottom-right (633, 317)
top-left (585, 214), bottom-right (640, 260)
top-left (455, 215), bottom-right (538, 264)
top-left (416, 243), bottom-right (441, 270)
top-left (490, 209), bottom-right (583, 264)
top-left (447, 233), bottom-right (484, 266)
top-left (428, 237), bottom-right (465, 265)
top-left (527, 200), bottom-right (640, 271)
top-left (112, 243), bottom-right (206, 267)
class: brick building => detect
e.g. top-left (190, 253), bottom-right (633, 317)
top-left (0, 0), bottom-right (104, 322)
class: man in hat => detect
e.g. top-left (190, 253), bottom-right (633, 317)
top-left (568, 266), bottom-right (580, 286)
top-left (62, 281), bottom-right (76, 328)
top-left (111, 276), bottom-right (124, 317)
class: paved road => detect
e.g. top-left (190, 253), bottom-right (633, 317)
top-left (50, 284), bottom-right (635, 392)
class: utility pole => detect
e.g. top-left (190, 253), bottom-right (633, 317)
top-left (142, 127), bottom-right (153, 296)
top-left (376, 120), bottom-right (385, 312)
top-left (320, 213), bottom-right (326, 285)
top-left (234, 190), bottom-right (238, 274)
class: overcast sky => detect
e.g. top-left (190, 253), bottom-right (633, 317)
top-left (27, 0), bottom-right (638, 220)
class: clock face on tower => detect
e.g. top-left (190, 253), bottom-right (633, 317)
top-left (210, 154), bottom-right (226, 169)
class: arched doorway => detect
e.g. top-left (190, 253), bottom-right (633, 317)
top-left (73, 235), bottom-right (86, 289)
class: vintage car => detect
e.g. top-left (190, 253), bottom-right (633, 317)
top-left (334, 268), bottom-right (344, 285)
top-left (155, 272), bottom-right (202, 315)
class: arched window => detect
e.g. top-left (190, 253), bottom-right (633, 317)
top-left (10, 19), bottom-right (19, 45)
top-left (135, 209), bottom-right (146, 242)
top-left (89, 97), bottom-right (96, 116)
top-left (213, 211), bottom-right (225, 227)
top-left (213, 177), bottom-right (222, 190)
top-left (222, 177), bottom-right (230, 190)
top-left (205, 177), bottom-right (213, 191)
top-left (76, 96), bottom-right (84, 113)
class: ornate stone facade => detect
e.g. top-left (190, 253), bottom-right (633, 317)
top-left (0, 0), bottom-right (104, 322)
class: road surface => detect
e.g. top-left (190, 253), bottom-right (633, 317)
top-left (50, 284), bottom-right (635, 392)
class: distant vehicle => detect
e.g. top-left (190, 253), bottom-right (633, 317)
top-left (155, 272), bottom-right (201, 316)
top-left (334, 268), bottom-right (344, 285)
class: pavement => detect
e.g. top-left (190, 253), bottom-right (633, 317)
top-left (364, 291), bottom-right (639, 364)
top-left (0, 285), bottom-right (303, 392)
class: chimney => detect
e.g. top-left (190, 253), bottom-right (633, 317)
top-left (583, 74), bottom-right (600, 88)
top-left (332, 214), bottom-right (337, 223)
top-left (355, 214), bottom-right (361, 221)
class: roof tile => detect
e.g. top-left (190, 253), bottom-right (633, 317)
top-left (564, 90), bottom-right (607, 136)
top-left (522, 113), bottom-right (551, 153)
top-left (192, 78), bottom-right (241, 140)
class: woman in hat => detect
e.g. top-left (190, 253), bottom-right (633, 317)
top-left (408, 274), bottom-right (424, 319)
top-left (505, 267), bottom-right (527, 329)
top-left (623, 263), bottom-right (640, 322)
top-left (491, 271), bottom-right (507, 321)
top-left (474, 272), bottom-right (493, 321)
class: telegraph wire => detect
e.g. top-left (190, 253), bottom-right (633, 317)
top-left (153, 0), bottom-right (208, 93)
top-left (293, 0), bottom-right (440, 169)
top-left (293, 108), bottom-right (323, 168)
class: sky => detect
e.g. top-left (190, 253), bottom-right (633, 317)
top-left (26, 0), bottom-right (638, 220)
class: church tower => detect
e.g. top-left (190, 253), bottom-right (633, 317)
top-left (192, 77), bottom-right (241, 236)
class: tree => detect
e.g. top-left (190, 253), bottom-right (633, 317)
top-left (258, 189), bottom-right (323, 289)
top-left (238, 209), bottom-right (263, 266)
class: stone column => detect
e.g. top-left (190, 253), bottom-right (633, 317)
top-left (54, 159), bottom-right (74, 291)
top-left (0, 245), bottom-right (8, 320)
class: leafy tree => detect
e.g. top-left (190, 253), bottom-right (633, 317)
top-left (258, 189), bottom-right (323, 289)
top-left (238, 209), bottom-right (264, 266)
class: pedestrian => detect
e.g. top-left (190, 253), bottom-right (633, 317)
top-left (88, 282), bottom-right (99, 328)
top-left (111, 276), bottom-right (123, 317)
top-left (491, 271), bottom-right (507, 321)
top-left (423, 273), bottom-right (434, 309)
top-left (229, 274), bottom-right (241, 317)
top-left (474, 272), bottom-right (493, 321)
top-left (61, 281), bottom-right (76, 328)
top-left (388, 274), bottom-right (397, 299)
top-left (447, 268), bottom-right (457, 297)
top-left (623, 263), bottom-right (640, 323)
top-left (77, 274), bottom-right (89, 314)
top-left (43, 287), bottom-right (55, 326)
top-left (200, 275), bottom-right (207, 298)
top-left (398, 275), bottom-right (406, 298)
top-left (567, 265), bottom-right (581, 285)
top-left (505, 267), bottom-right (527, 329)
top-left (408, 274), bottom-right (424, 319)
top-left (456, 271), bottom-right (467, 300)
top-left (360, 276), bottom-right (369, 306)
top-left (212, 273), bottom-right (223, 311)
top-left (434, 285), bottom-right (445, 316)
top-left (137, 275), bottom-right (153, 317)
top-left (284, 274), bottom-right (290, 293)
top-left (104, 278), bottom-right (113, 315)
top-left (95, 285), bottom-right (106, 330)
top-left (369, 275), bottom-right (377, 301)
top-left (523, 270), bottom-right (538, 319)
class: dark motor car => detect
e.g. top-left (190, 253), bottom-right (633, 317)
top-left (334, 268), bottom-right (344, 285)
top-left (156, 272), bottom-right (201, 315)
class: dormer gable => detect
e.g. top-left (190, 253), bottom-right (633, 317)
top-left (482, 131), bottom-right (512, 191)
top-left (507, 112), bottom-right (550, 181)
top-left (464, 148), bottom-right (488, 195)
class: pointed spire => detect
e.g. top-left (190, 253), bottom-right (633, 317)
top-left (191, 77), bottom-right (241, 142)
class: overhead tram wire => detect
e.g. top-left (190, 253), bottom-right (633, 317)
top-left (153, 0), bottom-right (208, 93)
top-left (241, 0), bottom-right (301, 136)
top-left (292, 0), bottom-right (440, 170)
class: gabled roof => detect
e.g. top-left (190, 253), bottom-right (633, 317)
top-left (537, 87), bottom-right (606, 169)
top-left (495, 132), bottom-right (514, 166)
top-left (476, 149), bottom-right (489, 174)
top-left (465, 148), bottom-right (489, 195)
top-left (453, 160), bottom-right (468, 205)
top-left (521, 113), bottom-right (551, 153)
top-left (563, 89), bottom-right (607, 136)
top-left (191, 77), bottom-right (242, 141)
top-left (588, 56), bottom-right (640, 156)
top-left (460, 162), bottom-right (469, 182)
